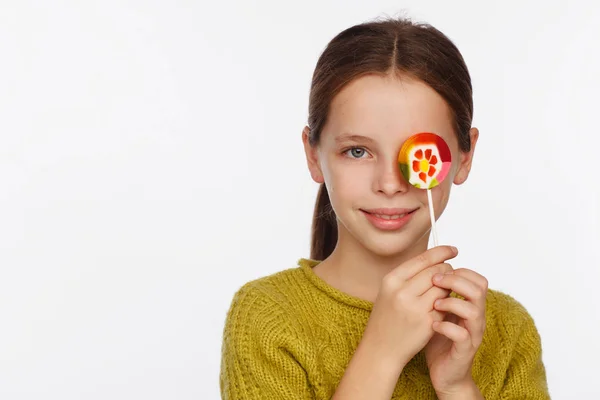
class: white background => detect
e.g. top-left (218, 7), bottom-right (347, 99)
top-left (1, 0), bottom-right (598, 398)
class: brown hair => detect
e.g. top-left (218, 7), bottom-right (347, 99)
top-left (307, 17), bottom-right (474, 260)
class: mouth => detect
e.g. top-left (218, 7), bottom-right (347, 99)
top-left (360, 208), bottom-right (419, 218)
top-left (359, 207), bottom-right (419, 231)
top-left (366, 213), bottom-right (409, 220)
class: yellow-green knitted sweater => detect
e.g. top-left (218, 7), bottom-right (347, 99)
top-left (220, 258), bottom-right (550, 399)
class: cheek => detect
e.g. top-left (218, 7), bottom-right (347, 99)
top-left (408, 185), bottom-right (428, 203)
top-left (323, 161), bottom-right (371, 206)
top-left (326, 171), bottom-right (358, 202)
top-left (435, 180), bottom-right (453, 209)
top-left (448, 148), bottom-right (466, 183)
top-left (323, 156), bottom-right (365, 186)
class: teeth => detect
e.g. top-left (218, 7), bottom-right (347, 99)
top-left (374, 213), bottom-right (406, 220)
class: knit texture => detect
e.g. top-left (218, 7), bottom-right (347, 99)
top-left (220, 258), bottom-right (550, 399)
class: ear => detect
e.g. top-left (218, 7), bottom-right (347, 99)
top-left (453, 127), bottom-right (479, 185)
top-left (302, 126), bottom-right (324, 184)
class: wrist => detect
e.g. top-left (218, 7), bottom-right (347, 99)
top-left (332, 336), bottom-right (405, 400)
top-left (359, 328), bottom-right (407, 376)
top-left (436, 379), bottom-right (484, 400)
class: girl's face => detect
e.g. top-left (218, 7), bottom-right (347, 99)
top-left (303, 74), bottom-right (478, 258)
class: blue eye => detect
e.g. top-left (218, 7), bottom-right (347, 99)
top-left (345, 147), bottom-right (368, 159)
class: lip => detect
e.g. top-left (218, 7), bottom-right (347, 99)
top-left (360, 208), bottom-right (418, 231)
top-left (362, 208), bottom-right (418, 215)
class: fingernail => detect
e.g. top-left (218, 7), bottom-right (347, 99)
top-left (433, 274), bottom-right (443, 282)
top-left (451, 246), bottom-right (458, 254)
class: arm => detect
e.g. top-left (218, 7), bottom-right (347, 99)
top-left (500, 302), bottom-right (550, 399)
top-left (219, 284), bottom-right (313, 400)
top-left (332, 328), bottom-right (405, 400)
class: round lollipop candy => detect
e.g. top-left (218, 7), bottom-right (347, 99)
top-left (398, 132), bottom-right (452, 246)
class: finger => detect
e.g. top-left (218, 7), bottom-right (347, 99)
top-left (387, 245), bottom-right (458, 282)
top-left (432, 273), bottom-right (487, 309)
top-left (410, 263), bottom-right (454, 296)
top-left (433, 297), bottom-right (485, 340)
top-left (453, 268), bottom-right (489, 292)
top-left (432, 320), bottom-right (473, 354)
top-left (421, 284), bottom-right (451, 307)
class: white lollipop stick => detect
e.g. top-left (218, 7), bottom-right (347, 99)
top-left (426, 189), bottom-right (438, 247)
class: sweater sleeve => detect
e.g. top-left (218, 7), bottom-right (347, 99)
top-left (220, 283), bottom-right (314, 400)
top-left (499, 298), bottom-right (550, 400)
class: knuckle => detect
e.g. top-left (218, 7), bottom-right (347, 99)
top-left (379, 283), bottom-right (398, 299)
top-left (415, 253), bottom-right (429, 265)
top-left (475, 287), bottom-right (486, 300)
top-left (440, 263), bottom-right (453, 273)
top-left (380, 279), bottom-right (397, 297)
top-left (467, 307), bottom-right (479, 320)
top-left (482, 277), bottom-right (489, 290)
top-left (394, 290), bottom-right (409, 305)
top-left (381, 273), bottom-right (396, 288)
top-left (432, 310), bottom-right (445, 322)
top-left (429, 263), bottom-right (451, 277)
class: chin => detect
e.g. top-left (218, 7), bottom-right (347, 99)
top-left (343, 223), bottom-right (422, 257)
top-left (361, 236), bottom-right (417, 258)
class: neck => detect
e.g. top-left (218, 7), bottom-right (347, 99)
top-left (323, 226), bottom-right (430, 302)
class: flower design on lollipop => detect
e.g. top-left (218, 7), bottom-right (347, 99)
top-left (413, 148), bottom-right (440, 184)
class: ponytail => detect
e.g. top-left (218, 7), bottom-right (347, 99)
top-left (310, 183), bottom-right (338, 260)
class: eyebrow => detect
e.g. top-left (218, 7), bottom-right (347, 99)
top-left (334, 133), bottom-right (376, 145)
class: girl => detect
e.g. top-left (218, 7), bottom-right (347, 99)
top-left (220, 17), bottom-right (549, 399)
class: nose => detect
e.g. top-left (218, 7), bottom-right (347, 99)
top-left (373, 156), bottom-right (410, 196)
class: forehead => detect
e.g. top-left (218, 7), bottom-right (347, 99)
top-left (323, 74), bottom-right (456, 147)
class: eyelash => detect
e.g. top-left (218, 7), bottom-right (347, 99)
top-left (342, 146), bottom-right (371, 159)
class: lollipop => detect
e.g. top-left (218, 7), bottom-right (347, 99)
top-left (398, 132), bottom-right (452, 246)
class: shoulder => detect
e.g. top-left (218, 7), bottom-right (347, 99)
top-left (485, 288), bottom-right (537, 325)
top-left (222, 265), bottom-right (305, 336)
top-left (226, 264), bottom-right (304, 309)
top-left (484, 288), bottom-right (543, 349)
top-left (220, 264), bottom-right (316, 372)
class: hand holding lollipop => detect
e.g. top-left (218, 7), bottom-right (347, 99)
top-left (398, 132), bottom-right (452, 246)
